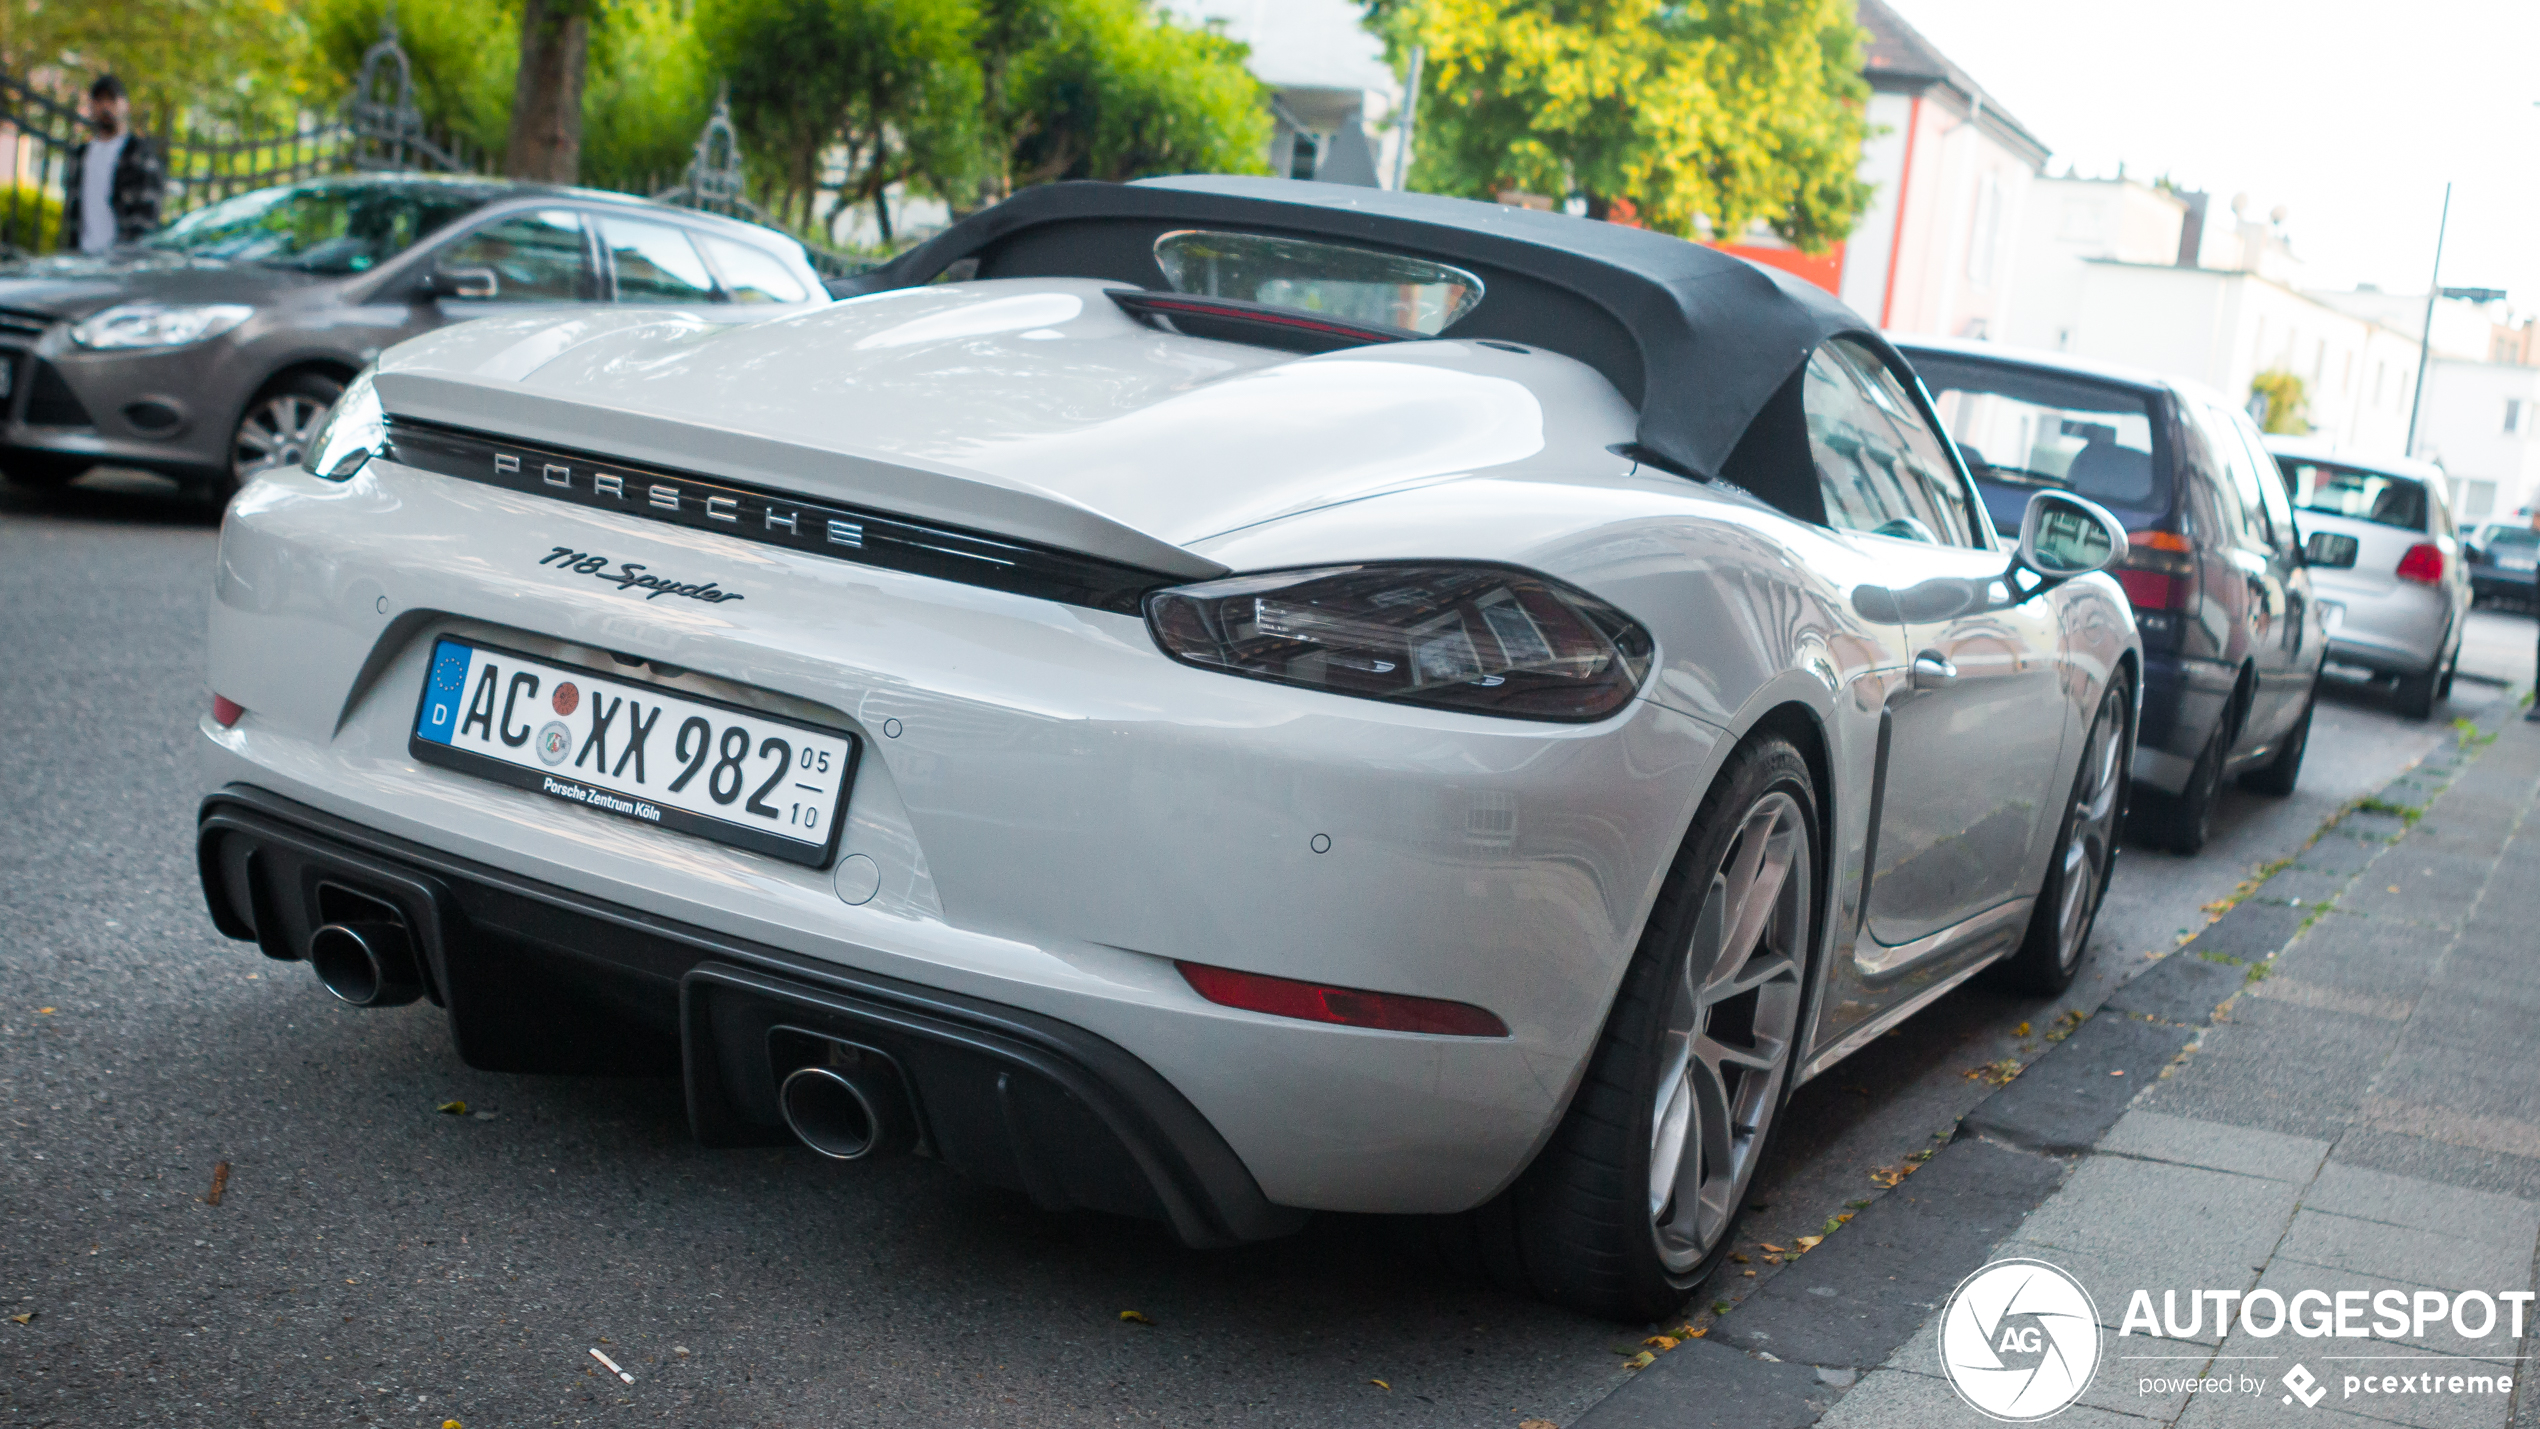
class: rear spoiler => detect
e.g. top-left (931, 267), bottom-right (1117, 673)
top-left (371, 370), bottom-right (1228, 584)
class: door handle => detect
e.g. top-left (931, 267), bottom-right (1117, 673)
top-left (1911, 651), bottom-right (1958, 688)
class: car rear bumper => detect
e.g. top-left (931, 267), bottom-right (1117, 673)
top-left (2314, 578), bottom-right (2452, 675)
top-left (198, 785), bottom-right (1307, 1247)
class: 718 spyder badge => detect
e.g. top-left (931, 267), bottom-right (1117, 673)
top-left (538, 546), bottom-right (745, 604)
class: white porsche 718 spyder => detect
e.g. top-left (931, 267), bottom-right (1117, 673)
top-left (197, 177), bottom-right (2139, 1321)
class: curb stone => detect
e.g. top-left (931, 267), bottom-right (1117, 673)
top-left (1574, 697), bottom-right (2527, 1429)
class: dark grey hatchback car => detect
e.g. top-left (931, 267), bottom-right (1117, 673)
top-left (0, 172), bottom-right (825, 501)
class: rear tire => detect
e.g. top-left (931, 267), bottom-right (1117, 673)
top-left (1438, 735), bottom-right (1819, 1322)
top-left (2393, 664), bottom-right (2439, 721)
top-left (2238, 690), bottom-right (2313, 797)
top-left (1998, 678), bottom-right (2129, 995)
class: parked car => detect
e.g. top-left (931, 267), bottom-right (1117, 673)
top-left (0, 172), bottom-right (825, 502)
top-left (2463, 517), bottom-right (2539, 609)
top-left (196, 177), bottom-right (2140, 1321)
top-left (1894, 338), bottom-right (2352, 853)
top-left (2260, 438), bottom-right (2470, 718)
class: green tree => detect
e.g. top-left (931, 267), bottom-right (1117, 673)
top-left (2251, 369), bottom-right (2311, 435)
top-left (697, 0), bottom-right (979, 241)
top-left (580, 0), bottom-right (717, 194)
top-left (1368, 0), bottom-right (1872, 249)
top-left (0, 0), bottom-right (312, 128)
top-left (1003, 0), bottom-right (1268, 192)
top-left (305, 0), bottom-right (520, 161)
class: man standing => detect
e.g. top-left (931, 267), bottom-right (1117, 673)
top-left (60, 75), bottom-right (164, 254)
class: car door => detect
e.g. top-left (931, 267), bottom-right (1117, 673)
top-left (429, 208), bottom-right (602, 319)
top-left (1806, 339), bottom-right (2069, 952)
top-left (2197, 402), bottom-right (2307, 747)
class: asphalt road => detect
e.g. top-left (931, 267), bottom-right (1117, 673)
top-left (2, 473), bottom-right (2529, 1428)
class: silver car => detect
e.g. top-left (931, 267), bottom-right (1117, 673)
top-left (0, 173), bottom-right (825, 503)
top-left (2263, 437), bottom-right (2470, 719)
top-left (195, 176), bottom-right (2140, 1321)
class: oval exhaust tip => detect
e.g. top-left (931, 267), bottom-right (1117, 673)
top-left (779, 1064), bottom-right (912, 1160)
top-left (308, 921), bottom-right (424, 1008)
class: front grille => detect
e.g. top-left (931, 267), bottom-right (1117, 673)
top-left (0, 308), bottom-right (51, 339)
top-left (382, 417), bottom-right (1173, 615)
top-left (25, 360), bottom-right (93, 428)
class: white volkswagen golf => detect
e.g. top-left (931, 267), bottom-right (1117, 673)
top-left (196, 177), bottom-right (2139, 1320)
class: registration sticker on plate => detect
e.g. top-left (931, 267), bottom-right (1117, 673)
top-left (410, 637), bottom-right (858, 867)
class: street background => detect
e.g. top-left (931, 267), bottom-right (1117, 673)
top-left (2, 469), bottom-right (2527, 1427)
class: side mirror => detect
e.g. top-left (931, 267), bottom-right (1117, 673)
top-left (2016, 489), bottom-right (2129, 583)
top-left (419, 265), bottom-right (498, 301)
top-left (2304, 531), bottom-right (2360, 569)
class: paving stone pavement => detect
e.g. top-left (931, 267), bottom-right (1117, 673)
top-left (1822, 716), bottom-right (2540, 1429)
top-left (1592, 708), bottom-right (2540, 1428)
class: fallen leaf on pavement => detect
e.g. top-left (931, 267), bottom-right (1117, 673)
top-left (2110, 1069), bottom-right (2126, 1077)
top-left (1794, 1235), bottom-right (1823, 1251)
top-left (36, 1008), bottom-right (53, 1015)
top-left (205, 1161), bottom-right (231, 1206)
top-left (9, 1312), bottom-right (33, 1325)
top-left (2013, 1021), bottom-right (2030, 1036)
top-left (1520, 1421), bottom-right (1560, 1429)
top-left (1623, 1351), bottom-right (1655, 1370)
top-left (1118, 1310), bottom-right (1153, 1325)
top-left (1729, 1252), bottom-right (1749, 1263)
top-left (1643, 1335), bottom-right (1678, 1350)
top-left (436, 1101), bottom-right (469, 1116)
top-left (1370, 1378), bottom-right (1390, 1390)
top-left (1759, 1243), bottom-right (1785, 1254)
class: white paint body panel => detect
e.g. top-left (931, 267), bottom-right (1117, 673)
top-left (204, 278), bottom-right (2136, 1214)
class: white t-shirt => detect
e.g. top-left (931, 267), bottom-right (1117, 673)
top-left (80, 134), bottom-right (126, 254)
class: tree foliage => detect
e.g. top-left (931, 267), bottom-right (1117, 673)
top-left (1369, 0), bottom-right (1873, 250)
top-left (2, 0), bottom-right (311, 126)
top-left (2250, 369), bottom-right (2311, 435)
top-left (700, 0), bottom-right (1264, 243)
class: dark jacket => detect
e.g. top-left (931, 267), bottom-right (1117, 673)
top-left (60, 131), bottom-right (165, 250)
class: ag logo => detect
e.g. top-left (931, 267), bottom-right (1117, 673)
top-left (1937, 1258), bottom-right (2101, 1421)
top-left (536, 721), bottom-right (573, 766)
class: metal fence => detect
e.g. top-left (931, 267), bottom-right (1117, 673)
top-left (0, 24), bottom-right (490, 255)
top-left (1, 25), bottom-right (864, 277)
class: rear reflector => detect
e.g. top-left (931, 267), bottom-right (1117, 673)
top-left (2397, 543), bottom-right (2445, 585)
top-left (1175, 960), bottom-right (1510, 1037)
top-left (211, 694), bottom-right (244, 727)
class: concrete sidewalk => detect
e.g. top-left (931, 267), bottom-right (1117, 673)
top-left (1589, 705), bottom-right (2540, 1429)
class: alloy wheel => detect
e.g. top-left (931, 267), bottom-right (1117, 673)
top-left (1647, 790), bottom-right (1809, 1272)
top-left (232, 393), bottom-right (330, 486)
top-left (2055, 688), bottom-right (2127, 970)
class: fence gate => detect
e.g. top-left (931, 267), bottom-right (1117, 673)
top-left (0, 20), bottom-right (483, 256)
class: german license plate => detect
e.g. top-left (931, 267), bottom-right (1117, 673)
top-left (410, 637), bottom-right (857, 867)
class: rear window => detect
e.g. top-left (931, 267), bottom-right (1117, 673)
top-left (2486, 526), bottom-right (2540, 549)
top-left (2281, 460), bottom-right (2427, 531)
top-left (1905, 353), bottom-right (2169, 534)
top-left (1153, 230), bottom-right (1483, 335)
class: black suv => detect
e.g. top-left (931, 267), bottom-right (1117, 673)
top-left (1895, 339), bottom-right (2354, 854)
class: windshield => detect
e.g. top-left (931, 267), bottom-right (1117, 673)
top-left (1153, 230), bottom-right (1483, 336)
top-left (148, 182), bottom-right (488, 274)
top-left (1906, 352), bottom-right (2169, 532)
top-left (2280, 460), bottom-right (2427, 531)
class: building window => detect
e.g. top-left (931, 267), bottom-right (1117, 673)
top-left (1967, 172), bottom-right (2001, 285)
top-left (2509, 399), bottom-right (2526, 435)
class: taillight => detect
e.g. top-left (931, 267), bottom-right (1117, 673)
top-left (211, 694), bottom-right (244, 727)
top-left (2117, 529), bottom-right (2195, 612)
top-left (2397, 543), bottom-right (2445, 585)
top-left (1176, 960), bottom-right (1509, 1037)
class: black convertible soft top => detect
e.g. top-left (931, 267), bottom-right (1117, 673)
top-left (835, 175), bottom-right (1895, 484)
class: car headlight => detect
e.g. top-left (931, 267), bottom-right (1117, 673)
top-left (1145, 563), bottom-right (1654, 721)
top-left (303, 368), bottom-right (383, 480)
top-left (68, 303), bottom-right (256, 349)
